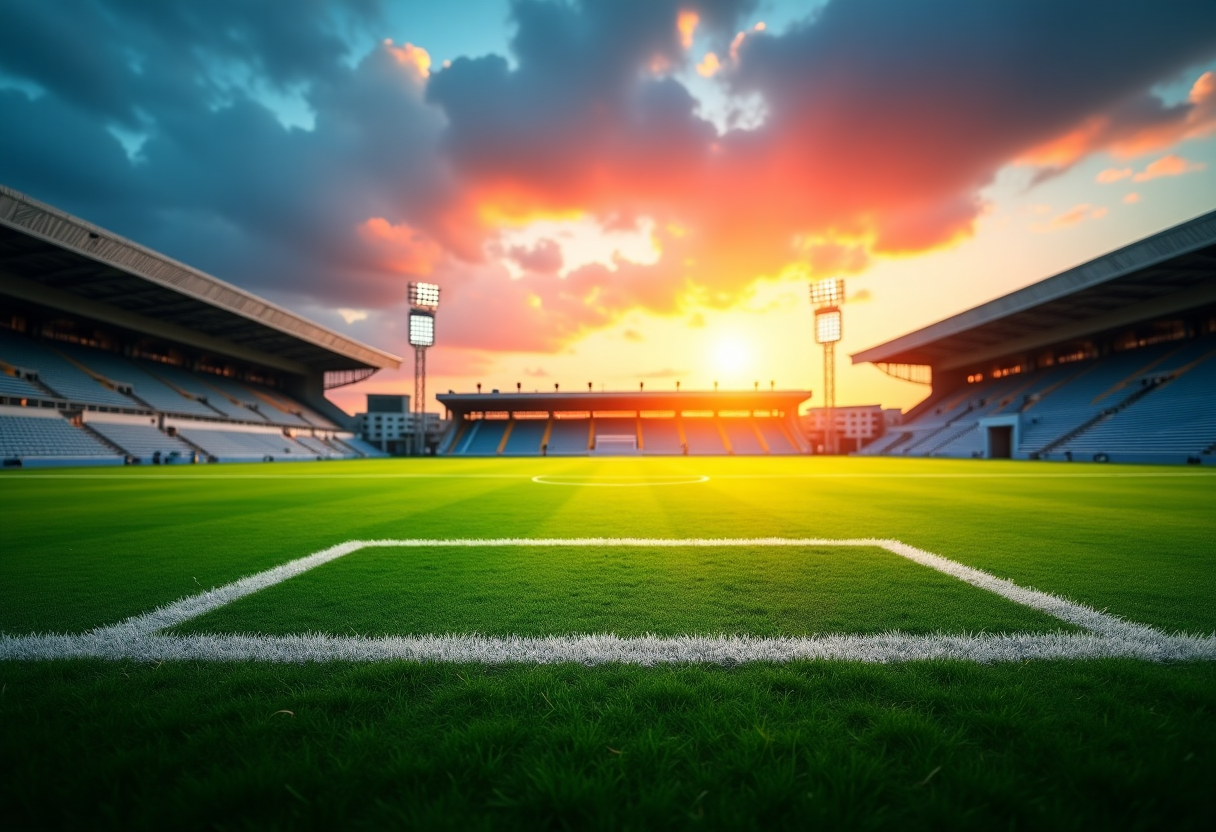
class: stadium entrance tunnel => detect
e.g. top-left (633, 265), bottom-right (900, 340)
top-left (988, 426), bottom-right (1013, 459)
top-left (531, 475), bottom-right (709, 487)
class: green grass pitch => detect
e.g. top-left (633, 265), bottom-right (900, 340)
top-left (1, 456), bottom-right (1214, 830)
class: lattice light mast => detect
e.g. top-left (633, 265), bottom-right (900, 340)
top-left (407, 282), bottom-right (440, 455)
top-left (810, 278), bottom-right (845, 455)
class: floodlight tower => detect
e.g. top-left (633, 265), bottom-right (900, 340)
top-left (407, 281), bottom-right (440, 455)
top-left (810, 278), bottom-right (845, 454)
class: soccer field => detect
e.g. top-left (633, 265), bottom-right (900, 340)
top-left (2, 457), bottom-right (1215, 829)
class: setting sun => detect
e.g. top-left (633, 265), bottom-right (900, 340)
top-left (710, 336), bottom-right (753, 377)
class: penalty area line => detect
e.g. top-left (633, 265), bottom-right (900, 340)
top-left (3, 537), bottom-right (1212, 664)
top-left (4, 631), bottom-right (1214, 664)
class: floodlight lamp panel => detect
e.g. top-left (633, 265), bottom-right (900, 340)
top-left (408, 311), bottom-right (435, 347)
top-left (810, 277), bottom-right (845, 307)
top-left (815, 309), bottom-right (842, 344)
top-left (409, 281), bottom-right (441, 310)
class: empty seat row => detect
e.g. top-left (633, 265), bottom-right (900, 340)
top-left (176, 428), bottom-right (307, 460)
top-left (0, 414), bottom-right (117, 458)
top-left (0, 330), bottom-right (337, 428)
top-left (87, 422), bottom-right (196, 458)
top-left (0, 330), bottom-right (136, 408)
top-left (445, 416), bottom-right (804, 455)
top-left (0, 372), bottom-right (43, 399)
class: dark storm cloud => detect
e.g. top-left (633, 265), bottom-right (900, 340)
top-left (723, 0), bottom-right (1216, 249)
top-left (426, 0), bottom-right (752, 206)
top-left (0, 0), bottom-right (383, 126)
top-left (0, 0), bottom-right (452, 307)
top-left (423, 0), bottom-right (1216, 304)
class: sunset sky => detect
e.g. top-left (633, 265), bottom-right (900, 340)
top-left (2, 0), bottom-right (1215, 414)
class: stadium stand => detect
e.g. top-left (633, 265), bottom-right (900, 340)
top-left (0, 369), bottom-right (43, 399)
top-left (723, 419), bottom-right (765, 455)
top-left (174, 426), bottom-right (308, 462)
top-left (1051, 345), bottom-right (1216, 463)
top-left (593, 417), bottom-right (639, 454)
top-left (56, 342), bottom-right (220, 418)
top-left (437, 391), bottom-right (809, 456)
top-left (756, 417), bottom-right (803, 454)
top-left (682, 418), bottom-right (728, 455)
top-left (135, 362), bottom-right (261, 421)
top-left (547, 420), bottom-right (593, 455)
top-left (291, 434), bottom-right (342, 458)
top-left (0, 407), bottom-right (120, 465)
top-left (461, 420), bottom-right (510, 455)
top-left (0, 329), bottom-right (137, 408)
top-left (334, 436), bottom-right (390, 458)
top-left (502, 419), bottom-right (548, 455)
top-left (86, 419), bottom-right (197, 461)
top-left (640, 417), bottom-right (682, 455)
top-left (852, 208), bottom-right (1216, 465)
top-left (1, 185), bottom-right (400, 466)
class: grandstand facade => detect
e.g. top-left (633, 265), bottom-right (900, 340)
top-left (0, 185), bottom-right (399, 467)
top-left (437, 389), bottom-right (810, 456)
top-left (852, 210), bottom-right (1216, 465)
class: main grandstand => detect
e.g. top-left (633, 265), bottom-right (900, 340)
top-left (437, 389), bottom-right (810, 455)
top-left (852, 209), bottom-right (1216, 465)
top-left (0, 185), bottom-right (398, 467)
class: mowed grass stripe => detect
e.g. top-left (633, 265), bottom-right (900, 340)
top-left (174, 544), bottom-right (1077, 638)
top-left (0, 474), bottom-right (572, 634)
top-left (3, 457), bottom-right (1214, 635)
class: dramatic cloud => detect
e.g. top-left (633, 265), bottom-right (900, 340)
top-left (1034, 203), bottom-right (1109, 233)
top-left (1096, 168), bottom-right (1134, 184)
top-left (1131, 154), bottom-right (1207, 181)
top-left (505, 238), bottom-right (564, 274)
top-left (1, 1), bottom-right (451, 310)
top-left (2, 0), bottom-right (1215, 364)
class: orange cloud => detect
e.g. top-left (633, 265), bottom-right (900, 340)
top-left (413, 3), bottom-right (1216, 354)
top-left (1131, 154), bottom-right (1207, 181)
top-left (383, 40), bottom-right (431, 79)
top-left (1096, 167), bottom-right (1132, 183)
top-left (1034, 203), bottom-right (1108, 232)
top-left (357, 218), bottom-right (443, 275)
top-left (1021, 70), bottom-right (1216, 172)
top-left (1109, 71), bottom-right (1216, 158)
top-left (696, 51), bottom-right (721, 77)
top-left (728, 30), bottom-right (747, 62)
top-left (337, 308), bottom-right (368, 324)
top-left (677, 10), bottom-right (699, 49)
top-left (795, 236), bottom-right (872, 277)
top-left (1123, 192), bottom-right (1141, 204)
top-left (1019, 117), bottom-right (1107, 169)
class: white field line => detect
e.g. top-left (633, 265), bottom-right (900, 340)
top-left (3, 538), bottom-right (1213, 664)
top-left (879, 541), bottom-right (1162, 641)
top-left (5, 632), bottom-right (1215, 664)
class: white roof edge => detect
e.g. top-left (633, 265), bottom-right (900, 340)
top-left (0, 184), bottom-right (402, 370)
top-left (850, 208), bottom-right (1216, 365)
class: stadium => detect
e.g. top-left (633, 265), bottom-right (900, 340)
top-left (3, 188), bottom-right (1215, 828)
top-left (2, 3), bottom-right (1215, 830)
